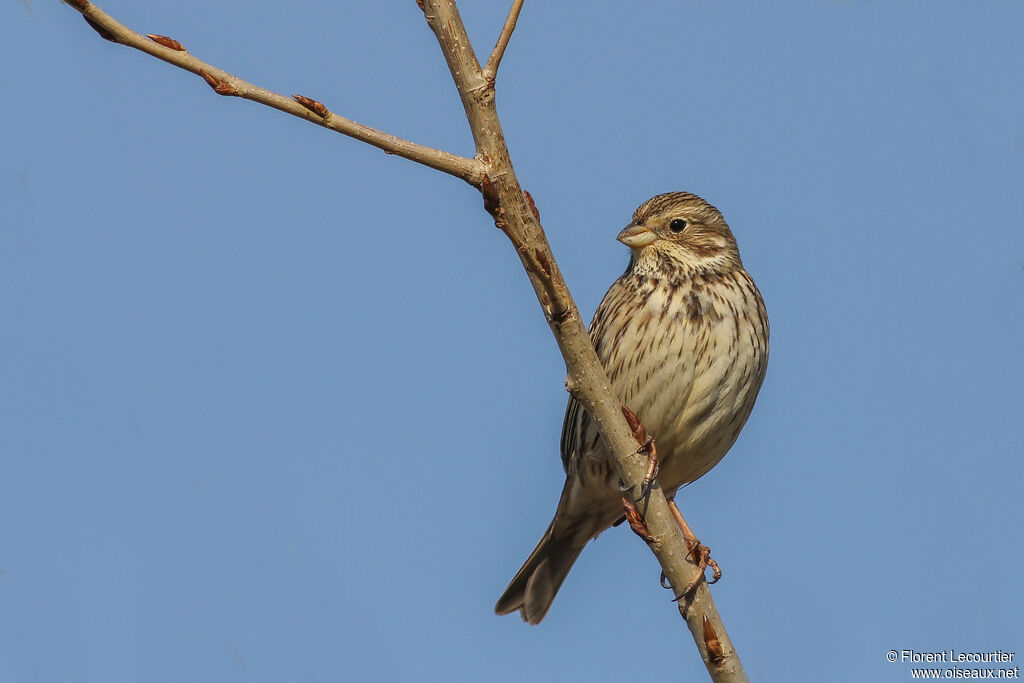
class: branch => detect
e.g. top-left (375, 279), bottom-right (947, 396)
top-left (482, 0), bottom-right (524, 81)
top-left (63, 0), bottom-right (484, 186)
top-left (421, 1), bottom-right (747, 680)
top-left (65, 0), bottom-right (747, 679)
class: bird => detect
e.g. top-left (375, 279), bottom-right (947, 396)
top-left (494, 191), bottom-right (769, 624)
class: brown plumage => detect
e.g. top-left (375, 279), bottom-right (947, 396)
top-left (495, 192), bottom-right (769, 624)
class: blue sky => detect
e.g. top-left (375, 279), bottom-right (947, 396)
top-left (3, 2), bottom-right (1022, 681)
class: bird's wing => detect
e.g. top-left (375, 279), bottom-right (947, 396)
top-left (559, 395), bottom-right (582, 474)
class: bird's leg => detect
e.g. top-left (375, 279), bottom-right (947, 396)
top-left (618, 404), bottom-right (663, 542)
top-left (638, 436), bottom-right (659, 501)
top-left (620, 404), bottom-right (715, 596)
top-left (668, 500), bottom-right (722, 601)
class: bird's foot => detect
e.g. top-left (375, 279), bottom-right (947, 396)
top-left (638, 437), bottom-right (659, 500)
top-left (620, 405), bottom-right (660, 500)
top-left (668, 500), bottom-right (721, 602)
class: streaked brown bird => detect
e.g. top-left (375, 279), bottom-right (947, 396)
top-left (495, 192), bottom-right (769, 624)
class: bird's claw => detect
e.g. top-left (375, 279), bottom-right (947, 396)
top-left (666, 499), bottom-right (723, 602)
top-left (637, 436), bottom-right (659, 500)
top-left (670, 540), bottom-right (719, 601)
top-left (707, 555), bottom-right (722, 585)
top-left (619, 405), bottom-right (661, 501)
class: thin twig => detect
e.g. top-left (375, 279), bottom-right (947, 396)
top-left (65, 0), bottom-right (484, 186)
top-left (482, 0), bottom-right (524, 81)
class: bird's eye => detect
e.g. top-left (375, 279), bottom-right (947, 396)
top-left (669, 219), bottom-right (688, 233)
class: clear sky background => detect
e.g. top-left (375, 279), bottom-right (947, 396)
top-left (3, 2), bottom-right (1022, 681)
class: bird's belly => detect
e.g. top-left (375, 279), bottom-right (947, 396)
top-left (614, 314), bottom-right (764, 491)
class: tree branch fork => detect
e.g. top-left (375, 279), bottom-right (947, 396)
top-left (62, 1), bottom-right (748, 680)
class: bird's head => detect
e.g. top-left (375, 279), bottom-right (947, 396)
top-left (618, 192), bottom-right (742, 275)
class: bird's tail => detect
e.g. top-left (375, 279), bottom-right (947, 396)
top-left (494, 516), bottom-right (587, 625)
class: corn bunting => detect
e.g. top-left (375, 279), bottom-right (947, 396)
top-left (495, 191), bottom-right (769, 624)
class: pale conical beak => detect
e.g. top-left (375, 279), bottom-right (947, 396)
top-left (617, 223), bottom-right (659, 248)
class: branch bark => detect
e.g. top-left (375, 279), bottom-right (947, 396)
top-left (62, 0), bottom-right (483, 185)
top-left (63, 1), bottom-right (748, 679)
top-left (482, 0), bottom-right (524, 81)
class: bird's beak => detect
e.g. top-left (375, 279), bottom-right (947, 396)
top-left (617, 223), bottom-right (659, 248)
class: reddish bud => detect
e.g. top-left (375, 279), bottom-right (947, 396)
top-left (292, 95), bottom-right (329, 118)
top-left (65, 0), bottom-right (90, 10)
top-left (621, 405), bottom-right (647, 444)
top-left (534, 249), bottom-right (552, 277)
top-left (147, 34), bottom-right (185, 51)
top-left (703, 615), bottom-right (726, 665)
top-left (481, 176), bottom-right (501, 217)
top-left (200, 70), bottom-right (237, 96)
top-left (524, 190), bottom-right (540, 221)
top-left (622, 497), bottom-right (655, 543)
